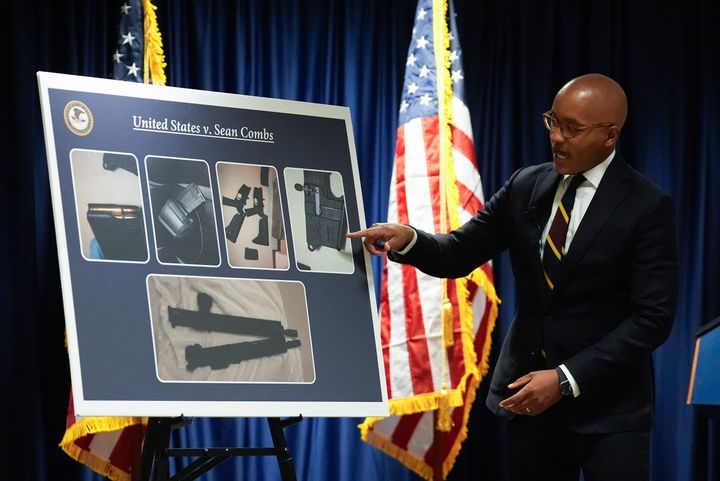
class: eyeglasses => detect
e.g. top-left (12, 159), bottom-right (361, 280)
top-left (542, 110), bottom-right (614, 139)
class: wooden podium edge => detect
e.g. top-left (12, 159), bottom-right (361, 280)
top-left (686, 338), bottom-right (701, 405)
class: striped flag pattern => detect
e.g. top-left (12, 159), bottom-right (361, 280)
top-left (359, 1), bottom-right (498, 480)
top-left (60, 2), bottom-right (165, 480)
top-left (61, 392), bottom-right (147, 481)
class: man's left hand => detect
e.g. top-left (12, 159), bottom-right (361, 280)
top-left (498, 369), bottom-right (563, 416)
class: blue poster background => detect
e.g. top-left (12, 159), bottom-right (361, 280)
top-left (47, 86), bottom-right (382, 404)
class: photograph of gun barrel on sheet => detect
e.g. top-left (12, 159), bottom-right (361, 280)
top-left (283, 168), bottom-right (353, 274)
top-left (217, 163), bottom-right (289, 269)
top-left (145, 156), bottom-right (221, 266)
top-left (146, 274), bottom-right (314, 383)
top-left (70, 150), bottom-right (149, 262)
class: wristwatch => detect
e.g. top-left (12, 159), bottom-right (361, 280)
top-left (556, 367), bottom-right (574, 397)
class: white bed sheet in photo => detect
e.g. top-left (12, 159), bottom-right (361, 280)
top-left (148, 275), bottom-right (303, 383)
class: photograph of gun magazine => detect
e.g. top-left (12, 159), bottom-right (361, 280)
top-left (168, 292), bottom-right (301, 371)
top-left (87, 203), bottom-right (147, 261)
top-left (146, 156), bottom-right (221, 266)
top-left (70, 150), bottom-right (149, 262)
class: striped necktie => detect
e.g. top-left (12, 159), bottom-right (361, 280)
top-left (542, 174), bottom-right (585, 290)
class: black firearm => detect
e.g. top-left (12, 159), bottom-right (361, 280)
top-left (185, 337), bottom-right (301, 371)
top-left (168, 293), bottom-right (301, 371)
top-left (168, 306), bottom-right (298, 339)
top-left (270, 179), bottom-right (284, 268)
top-left (222, 184), bottom-right (252, 242)
top-left (244, 186), bottom-right (269, 246)
top-left (102, 152), bottom-right (138, 175)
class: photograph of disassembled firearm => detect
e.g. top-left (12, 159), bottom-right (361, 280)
top-left (223, 183), bottom-right (268, 246)
top-left (294, 170), bottom-right (348, 252)
top-left (218, 164), bottom-right (288, 269)
top-left (168, 292), bottom-right (301, 371)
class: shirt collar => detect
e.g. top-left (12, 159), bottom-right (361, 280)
top-left (562, 150), bottom-right (615, 189)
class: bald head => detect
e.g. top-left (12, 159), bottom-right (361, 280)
top-left (556, 73), bottom-right (628, 129)
top-left (548, 74), bottom-right (628, 174)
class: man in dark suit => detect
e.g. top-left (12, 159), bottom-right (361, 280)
top-left (348, 73), bottom-right (678, 481)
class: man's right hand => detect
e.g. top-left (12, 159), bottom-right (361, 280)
top-left (346, 223), bottom-right (415, 256)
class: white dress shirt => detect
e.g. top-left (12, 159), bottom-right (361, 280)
top-left (541, 151), bottom-right (615, 397)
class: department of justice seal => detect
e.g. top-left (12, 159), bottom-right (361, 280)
top-left (64, 100), bottom-right (94, 136)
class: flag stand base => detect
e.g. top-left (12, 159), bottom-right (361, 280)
top-left (136, 415), bottom-right (303, 481)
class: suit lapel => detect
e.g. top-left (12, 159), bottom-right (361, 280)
top-left (548, 157), bottom-right (632, 299)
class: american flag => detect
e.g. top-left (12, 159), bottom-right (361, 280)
top-left (111, 0), bottom-right (166, 85)
top-left (60, 392), bottom-right (146, 481)
top-left (60, 2), bottom-right (165, 480)
top-left (111, 0), bottom-right (145, 82)
top-left (359, 1), bottom-right (498, 480)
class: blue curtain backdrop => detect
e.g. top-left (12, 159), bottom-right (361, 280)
top-left (3, 1), bottom-right (718, 480)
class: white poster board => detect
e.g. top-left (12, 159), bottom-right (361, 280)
top-left (37, 72), bottom-right (387, 418)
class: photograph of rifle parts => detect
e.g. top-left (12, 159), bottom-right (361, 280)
top-left (168, 292), bottom-right (299, 371)
top-left (186, 337), bottom-right (301, 371)
top-left (294, 170), bottom-right (347, 251)
top-left (245, 187), bottom-right (269, 245)
top-left (270, 179), bottom-right (284, 268)
top-left (222, 184), bottom-right (269, 246)
top-left (222, 184), bottom-right (251, 242)
top-left (168, 306), bottom-right (298, 339)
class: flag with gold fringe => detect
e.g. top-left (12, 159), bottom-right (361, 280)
top-left (60, 2), bottom-right (165, 480)
top-left (358, 0), bottom-right (499, 479)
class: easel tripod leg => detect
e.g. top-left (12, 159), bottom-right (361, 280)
top-left (267, 417), bottom-right (298, 481)
top-left (137, 417), bottom-right (184, 481)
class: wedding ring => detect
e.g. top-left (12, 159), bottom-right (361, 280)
top-left (525, 407), bottom-right (531, 414)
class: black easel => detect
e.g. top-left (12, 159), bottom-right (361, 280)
top-left (137, 415), bottom-right (303, 481)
